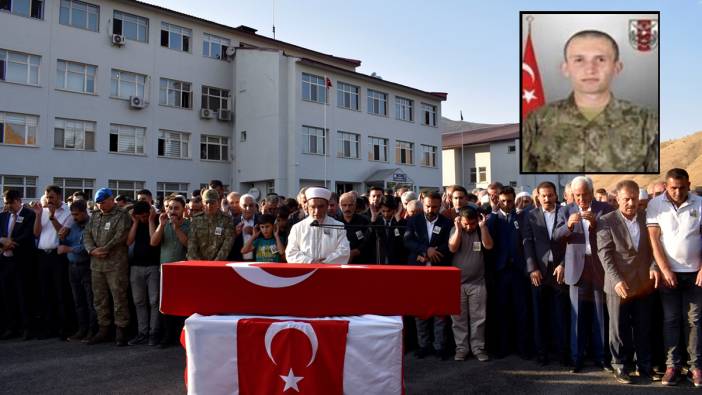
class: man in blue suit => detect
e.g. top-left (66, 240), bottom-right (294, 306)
top-left (486, 186), bottom-right (531, 359)
top-left (523, 181), bottom-right (569, 366)
top-left (404, 191), bottom-right (453, 359)
top-left (0, 190), bottom-right (36, 339)
top-left (554, 176), bottom-right (614, 372)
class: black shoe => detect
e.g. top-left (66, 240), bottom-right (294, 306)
top-left (128, 334), bottom-right (148, 346)
top-left (571, 361), bottom-right (584, 373)
top-left (614, 368), bottom-right (632, 384)
top-left (638, 370), bottom-right (662, 382)
top-left (596, 360), bottom-right (614, 373)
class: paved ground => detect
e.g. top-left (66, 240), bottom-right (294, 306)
top-left (0, 337), bottom-right (699, 394)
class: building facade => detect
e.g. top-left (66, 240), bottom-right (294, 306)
top-left (0, 0), bottom-right (445, 202)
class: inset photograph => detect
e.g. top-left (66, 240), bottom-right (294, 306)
top-left (520, 12), bottom-right (660, 174)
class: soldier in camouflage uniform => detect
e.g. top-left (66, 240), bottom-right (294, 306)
top-left (522, 30), bottom-right (659, 173)
top-left (83, 188), bottom-right (131, 346)
top-left (187, 189), bottom-right (234, 260)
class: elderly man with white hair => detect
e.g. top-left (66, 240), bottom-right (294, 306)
top-left (285, 187), bottom-right (350, 264)
top-left (554, 175), bottom-right (615, 373)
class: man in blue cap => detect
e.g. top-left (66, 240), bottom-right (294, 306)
top-left (83, 188), bottom-right (132, 346)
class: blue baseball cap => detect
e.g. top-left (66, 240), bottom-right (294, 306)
top-left (94, 188), bottom-right (114, 203)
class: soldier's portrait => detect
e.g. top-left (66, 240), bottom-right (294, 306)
top-left (520, 12), bottom-right (660, 174)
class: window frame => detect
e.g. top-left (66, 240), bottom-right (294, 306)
top-left (395, 96), bottom-right (414, 122)
top-left (0, 112), bottom-right (38, 146)
top-left (199, 134), bottom-right (229, 161)
top-left (0, 49), bottom-right (40, 86)
top-left (420, 144), bottom-right (437, 167)
top-left (59, 0), bottom-right (99, 32)
top-left (302, 125), bottom-right (327, 155)
top-left (421, 103), bottom-right (437, 127)
top-left (301, 73), bottom-right (327, 104)
top-left (108, 179), bottom-right (145, 201)
top-left (110, 69), bottom-right (147, 100)
top-left (159, 77), bottom-right (192, 109)
top-left (0, 175), bottom-right (37, 199)
top-left (337, 131), bottom-right (360, 159)
top-left (156, 181), bottom-right (189, 203)
top-left (160, 21), bottom-right (191, 52)
top-left (202, 33), bottom-right (231, 60)
top-left (367, 89), bottom-right (387, 116)
top-left (112, 10), bottom-right (149, 43)
top-left (368, 136), bottom-right (388, 162)
top-left (56, 59), bottom-right (97, 94)
top-left (53, 177), bottom-right (95, 200)
top-left (158, 129), bottom-right (190, 159)
top-left (395, 140), bottom-right (414, 165)
top-left (201, 85), bottom-right (230, 111)
top-left (336, 81), bottom-right (359, 111)
top-left (108, 123), bottom-right (145, 155)
top-left (0, 0), bottom-right (43, 19)
top-left (54, 117), bottom-right (96, 151)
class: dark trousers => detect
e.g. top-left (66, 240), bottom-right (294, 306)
top-left (160, 313), bottom-right (185, 345)
top-left (495, 265), bottom-right (530, 357)
top-left (415, 316), bottom-right (447, 351)
top-left (37, 251), bottom-right (69, 334)
top-left (570, 257), bottom-right (606, 364)
top-left (0, 255), bottom-right (32, 331)
top-left (68, 261), bottom-right (97, 333)
top-left (532, 268), bottom-right (569, 359)
top-left (607, 292), bottom-right (652, 372)
top-left (660, 272), bottom-right (702, 369)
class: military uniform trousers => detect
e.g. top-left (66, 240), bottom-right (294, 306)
top-left (92, 267), bottom-right (130, 328)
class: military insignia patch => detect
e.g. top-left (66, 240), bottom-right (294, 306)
top-left (629, 19), bottom-right (658, 52)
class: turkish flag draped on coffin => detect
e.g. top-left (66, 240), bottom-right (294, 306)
top-left (521, 32), bottom-right (545, 119)
top-left (237, 319), bottom-right (349, 395)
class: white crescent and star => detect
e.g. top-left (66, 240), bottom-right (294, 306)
top-left (264, 321), bottom-right (319, 367)
top-left (521, 63), bottom-right (539, 104)
top-left (522, 89), bottom-right (537, 103)
top-left (522, 62), bottom-right (535, 82)
top-left (227, 262), bottom-right (318, 288)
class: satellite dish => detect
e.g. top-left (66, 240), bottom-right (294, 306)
top-left (225, 46), bottom-right (236, 57)
top-left (248, 187), bottom-right (260, 200)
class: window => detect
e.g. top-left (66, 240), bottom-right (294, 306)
top-left (0, 175), bottom-right (37, 198)
top-left (158, 130), bottom-right (189, 159)
top-left (395, 140), bottom-right (414, 165)
top-left (59, 0), bottom-right (98, 31)
top-left (110, 69), bottom-right (146, 99)
top-left (337, 131), bottom-right (359, 159)
top-left (478, 167), bottom-right (487, 183)
top-left (302, 126), bottom-right (326, 155)
top-left (0, 0), bottom-right (43, 19)
top-left (509, 181), bottom-right (518, 187)
top-left (420, 144), bottom-right (437, 167)
top-left (56, 60), bottom-right (96, 94)
top-left (156, 182), bottom-right (189, 203)
top-left (113, 10), bottom-right (148, 42)
top-left (337, 82), bottom-right (359, 110)
top-left (108, 179), bottom-right (145, 201)
top-left (202, 33), bottom-right (230, 60)
top-left (201, 86), bottom-right (230, 111)
top-left (200, 135), bottom-right (228, 161)
top-left (302, 73), bottom-right (328, 104)
top-left (367, 89), bottom-right (387, 116)
top-left (395, 97), bottom-right (413, 122)
top-left (53, 177), bottom-right (94, 200)
top-left (508, 145), bottom-right (516, 153)
top-left (159, 78), bottom-right (191, 108)
top-left (0, 49), bottom-right (40, 85)
top-left (368, 136), bottom-right (388, 162)
top-left (470, 168), bottom-right (477, 183)
top-left (54, 118), bottom-right (95, 150)
top-left (109, 124), bottom-right (145, 155)
top-left (0, 112), bottom-right (37, 145)
top-left (161, 22), bottom-right (191, 52)
top-left (422, 103), bottom-right (437, 127)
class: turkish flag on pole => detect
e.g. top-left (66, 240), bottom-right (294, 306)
top-left (521, 32), bottom-right (545, 119)
top-left (238, 318), bottom-right (349, 395)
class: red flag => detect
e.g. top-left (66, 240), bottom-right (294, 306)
top-left (326, 77), bottom-right (333, 89)
top-left (521, 32), bottom-right (545, 119)
top-left (238, 318), bottom-right (349, 395)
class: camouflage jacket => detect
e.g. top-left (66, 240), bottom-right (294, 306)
top-left (187, 211), bottom-right (234, 261)
top-left (83, 206), bottom-right (131, 272)
top-left (522, 94), bottom-right (659, 173)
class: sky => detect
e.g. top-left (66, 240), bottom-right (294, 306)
top-left (145, 0), bottom-right (702, 141)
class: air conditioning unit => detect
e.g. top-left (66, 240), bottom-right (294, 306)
top-left (129, 96), bottom-right (145, 109)
top-left (112, 34), bottom-right (125, 46)
top-left (200, 108), bottom-right (214, 119)
top-left (218, 110), bottom-right (232, 122)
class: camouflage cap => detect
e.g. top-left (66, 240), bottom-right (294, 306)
top-left (203, 189), bottom-right (219, 203)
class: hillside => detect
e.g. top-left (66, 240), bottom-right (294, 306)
top-left (589, 130), bottom-right (702, 191)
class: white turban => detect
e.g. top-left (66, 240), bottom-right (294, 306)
top-left (305, 187), bottom-right (332, 201)
top-left (516, 191), bottom-right (530, 199)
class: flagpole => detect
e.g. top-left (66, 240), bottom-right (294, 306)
top-left (460, 110), bottom-right (465, 188)
top-left (527, 15), bottom-right (533, 35)
top-left (324, 74), bottom-right (328, 189)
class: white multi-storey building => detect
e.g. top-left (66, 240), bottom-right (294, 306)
top-left (0, 0), bottom-right (446, 202)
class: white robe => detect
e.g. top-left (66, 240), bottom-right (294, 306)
top-left (285, 215), bottom-right (350, 264)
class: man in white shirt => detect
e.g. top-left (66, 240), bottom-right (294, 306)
top-left (647, 168), bottom-right (702, 386)
top-left (32, 185), bottom-right (74, 340)
top-left (286, 187), bottom-right (350, 264)
top-left (597, 180), bottom-right (657, 384)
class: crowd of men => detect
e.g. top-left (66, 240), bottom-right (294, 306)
top-left (1, 168), bottom-right (701, 387)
